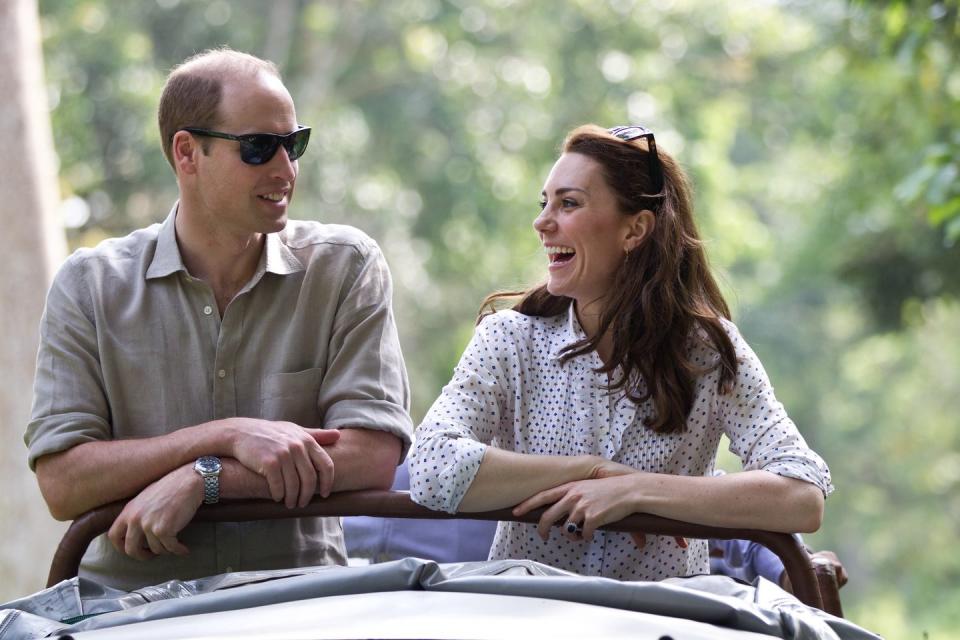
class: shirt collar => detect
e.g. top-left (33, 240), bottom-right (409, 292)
top-left (264, 229), bottom-right (305, 276)
top-left (548, 302), bottom-right (587, 361)
top-left (145, 202), bottom-right (305, 280)
top-left (145, 203), bottom-right (186, 280)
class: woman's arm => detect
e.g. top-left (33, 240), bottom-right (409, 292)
top-left (515, 469), bottom-right (824, 541)
top-left (409, 313), bottom-right (638, 514)
top-left (632, 470), bottom-right (824, 532)
top-left (719, 323), bottom-right (834, 498)
top-left (458, 448), bottom-right (634, 512)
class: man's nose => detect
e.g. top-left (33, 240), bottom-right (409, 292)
top-left (268, 145), bottom-right (298, 181)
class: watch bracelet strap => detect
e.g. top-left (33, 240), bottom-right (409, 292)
top-left (202, 474), bottom-right (219, 504)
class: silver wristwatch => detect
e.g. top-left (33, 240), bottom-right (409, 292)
top-left (194, 456), bottom-right (222, 504)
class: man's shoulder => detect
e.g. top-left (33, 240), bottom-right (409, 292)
top-left (59, 223), bottom-right (163, 276)
top-left (280, 220), bottom-right (379, 258)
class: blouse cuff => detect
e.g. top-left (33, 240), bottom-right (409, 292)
top-left (758, 456), bottom-right (835, 498)
top-left (410, 436), bottom-right (487, 513)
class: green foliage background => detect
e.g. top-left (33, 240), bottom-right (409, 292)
top-left (37, 0), bottom-right (959, 637)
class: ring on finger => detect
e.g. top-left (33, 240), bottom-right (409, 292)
top-left (565, 521), bottom-right (583, 535)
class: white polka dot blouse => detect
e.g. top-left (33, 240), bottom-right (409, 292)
top-left (409, 304), bottom-right (833, 581)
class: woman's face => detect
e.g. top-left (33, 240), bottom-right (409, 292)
top-left (534, 152), bottom-right (640, 314)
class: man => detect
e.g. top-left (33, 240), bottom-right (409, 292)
top-left (25, 48), bottom-right (412, 590)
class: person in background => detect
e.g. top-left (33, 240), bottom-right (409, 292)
top-left (345, 463), bottom-right (495, 564)
top-left (407, 124), bottom-right (833, 582)
top-left (25, 48), bottom-right (412, 590)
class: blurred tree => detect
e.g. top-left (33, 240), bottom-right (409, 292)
top-left (0, 0), bottom-right (68, 602)
top-left (833, 0), bottom-right (960, 330)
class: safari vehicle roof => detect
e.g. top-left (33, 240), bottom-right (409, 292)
top-left (2, 558), bottom-right (878, 640)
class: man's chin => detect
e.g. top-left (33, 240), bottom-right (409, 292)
top-left (260, 212), bottom-right (289, 234)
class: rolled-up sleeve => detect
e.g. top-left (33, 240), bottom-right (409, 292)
top-left (718, 323), bottom-right (834, 497)
top-left (409, 317), bottom-right (509, 513)
top-left (25, 255), bottom-right (111, 470)
top-left (318, 241), bottom-right (413, 457)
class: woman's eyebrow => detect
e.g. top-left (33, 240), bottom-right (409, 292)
top-left (541, 187), bottom-right (589, 196)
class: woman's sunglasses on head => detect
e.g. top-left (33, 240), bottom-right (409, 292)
top-left (180, 126), bottom-right (311, 165)
top-left (608, 124), bottom-right (664, 195)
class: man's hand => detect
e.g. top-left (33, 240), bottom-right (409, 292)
top-left (781, 549), bottom-right (848, 592)
top-left (811, 550), bottom-right (848, 587)
top-left (108, 464), bottom-right (202, 560)
top-left (226, 419), bottom-right (340, 508)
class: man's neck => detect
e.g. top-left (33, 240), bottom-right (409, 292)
top-left (174, 207), bottom-right (265, 314)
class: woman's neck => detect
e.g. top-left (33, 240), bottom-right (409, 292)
top-left (574, 299), bottom-right (614, 366)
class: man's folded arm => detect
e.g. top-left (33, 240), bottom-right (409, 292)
top-left (34, 418), bottom-right (342, 520)
top-left (322, 427), bottom-right (403, 492)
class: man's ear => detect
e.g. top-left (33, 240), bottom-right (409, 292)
top-left (172, 130), bottom-right (200, 176)
top-left (624, 209), bottom-right (655, 252)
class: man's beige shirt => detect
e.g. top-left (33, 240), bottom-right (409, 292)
top-left (26, 206), bottom-right (413, 590)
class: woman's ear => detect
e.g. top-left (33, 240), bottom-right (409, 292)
top-left (624, 210), bottom-right (655, 252)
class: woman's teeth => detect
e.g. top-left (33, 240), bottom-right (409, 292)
top-left (545, 246), bottom-right (575, 262)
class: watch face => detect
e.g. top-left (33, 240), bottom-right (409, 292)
top-left (195, 456), bottom-right (221, 474)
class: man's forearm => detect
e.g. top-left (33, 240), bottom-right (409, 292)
top-left (38, 424), bottom-right (397, 520)
top-left (35, 417), bottom-right (343, 519)
top-left (323, 428), bottom-right (403, 492)
top-left (35, 422), bottom-right (232, 520)
top-left (175, 431), bottom-right (403, 503)
top-left (220, 427), bottom-right (399, 498)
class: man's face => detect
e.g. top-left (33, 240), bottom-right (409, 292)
top-left (190, 72), bottom-right (301, 236)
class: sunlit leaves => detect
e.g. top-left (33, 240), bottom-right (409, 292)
top-left (36, 2), bottom-right (960, 634)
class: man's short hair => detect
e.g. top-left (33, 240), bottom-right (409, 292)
top-left (158, 48), bottom-right (281, 169)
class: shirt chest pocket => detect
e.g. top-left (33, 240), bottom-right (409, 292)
top-left (259, 368), bottom-right (324, 426)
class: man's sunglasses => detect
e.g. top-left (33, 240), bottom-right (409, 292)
top-left (608, 125), bottom-right (664, 195)
top-left (180, 126), bottom-right (311, 165)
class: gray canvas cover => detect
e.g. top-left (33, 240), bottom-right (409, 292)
top-left (0, 558), bottom-right (879, 640)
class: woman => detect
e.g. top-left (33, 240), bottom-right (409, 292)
top-left (408, 124), bottom-right (832, 581)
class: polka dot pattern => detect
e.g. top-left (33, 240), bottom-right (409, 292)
top-left (409, 305), bottom-right (833, 581)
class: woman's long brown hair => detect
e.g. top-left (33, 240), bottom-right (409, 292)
top-left (481, 124), bottom-right (737, 434)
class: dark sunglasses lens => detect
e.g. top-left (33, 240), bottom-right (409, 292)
top-left (285, 128), bottom-right (311, 161)
top-left (236, 129), bottom-right (310, 165)
top-left (239, 135), bottom-right (281, 165)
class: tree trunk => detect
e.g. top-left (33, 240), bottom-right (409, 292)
top-left (0, 0), bottom-right (68, 602)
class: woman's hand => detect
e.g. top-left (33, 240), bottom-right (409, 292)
top-left (513, 470), bottom-right (686, 549)
top-left (586, 458), bottom-right (637, 480)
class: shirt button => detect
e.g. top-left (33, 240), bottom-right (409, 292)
top-left (218, 369), bottom-right (226, 379)
top-left (203, 305), bottom-right (213, 315)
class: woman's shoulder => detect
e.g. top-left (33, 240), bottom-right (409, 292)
top-left (478, 309), bottom-right (564, 332)
top-left (475, 309), bottom-right (566, 349)
top-left (689, 316), bottom-right (752, 360)
top-left (717, 316), bottom-right (746, 345)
